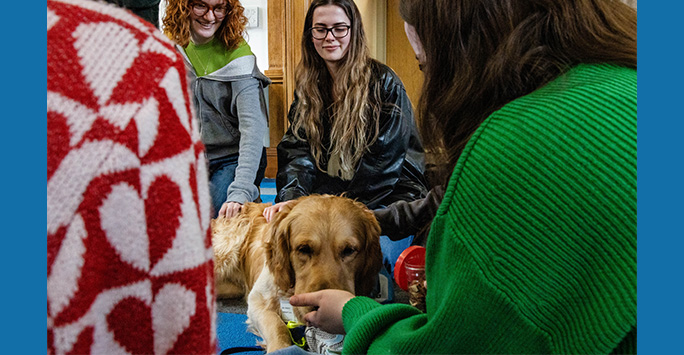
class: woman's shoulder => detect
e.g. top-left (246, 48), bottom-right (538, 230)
top-left (459, 63), bottom-right (637, 185)
top-left (548, 63), bottom-right (636, 89)
top-left (370, 60), bottom-right (406, 91)
top-left (518, 63), bottom-right (636, 113)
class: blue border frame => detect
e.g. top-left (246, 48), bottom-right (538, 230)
top-left (637, 1), bottom-right (682, 353)
top-left (10, 1), bottom-right (46, 352)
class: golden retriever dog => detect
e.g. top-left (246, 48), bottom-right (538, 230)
top-left (211, 194), bottom-right (383, 353)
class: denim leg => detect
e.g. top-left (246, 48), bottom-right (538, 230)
top-left (208, 148), bottom-right (268, 217)
top-left (209, 157), bottom-right (238, 218)
top-left (268, 345), bottom-right (314, 355)
top-left (368, 234), bottom-right (414, 304)
top-left (379, 235), bottom-right (415, 276)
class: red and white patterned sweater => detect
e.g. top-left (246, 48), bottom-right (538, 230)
top-left (47, 0), bottom-right (216, 353)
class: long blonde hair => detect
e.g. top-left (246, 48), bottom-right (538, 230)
top-left (292, 0), bottom-right (382, 178)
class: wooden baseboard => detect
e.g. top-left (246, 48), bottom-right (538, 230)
top-left (265, 147), bottom-right (278, 179)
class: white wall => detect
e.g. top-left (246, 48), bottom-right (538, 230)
top-left (241, 0), bottom-right (269, 71)
top-left (158, 0), bottom-right (269, 70)
top-left (240, 0), bottom-right (269, 147)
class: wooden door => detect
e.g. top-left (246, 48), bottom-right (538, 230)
top-left (385, 0), bottom-right (423, 112)
top-left (264, 0), bottom-right (309, 178)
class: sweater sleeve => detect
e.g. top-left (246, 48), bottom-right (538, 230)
top-left (340, 236), bottom-right (556, 355)
top-left (341, 297), bottom-right (424, 354)
top-left (372, 185), bottom-right (444, 241)
top-left (225, 77), bottom-right (267, 204)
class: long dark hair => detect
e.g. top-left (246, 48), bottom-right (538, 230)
top-left (399, 0), bottom-right (637, 185)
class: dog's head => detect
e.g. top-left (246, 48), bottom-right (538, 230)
top-left (265, 195), bottom-right (382, 303)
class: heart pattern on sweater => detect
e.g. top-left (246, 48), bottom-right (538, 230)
top-left (47, 1), bottom-right (215, 354)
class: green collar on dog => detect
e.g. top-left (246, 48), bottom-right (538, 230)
top-left (286, 321), bottom-right (307, 348)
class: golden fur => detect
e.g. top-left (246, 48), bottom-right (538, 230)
top-left (212, 194), bottom-right (382, 352)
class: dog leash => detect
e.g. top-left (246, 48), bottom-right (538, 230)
top-left (219, 298), bottom-right (307, 354)
top-left (219, 345), bottom-right (264, 354)
top-left (217, 322), bottom-right (306, 354)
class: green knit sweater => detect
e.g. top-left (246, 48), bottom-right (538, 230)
top-left (341, 63), bottom-right (636, 354)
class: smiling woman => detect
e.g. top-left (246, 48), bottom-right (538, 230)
top-left (308, 4), bottom-right (352, 75)
top-left (162, 0), bottom-right (271, 219)
top-left (264, 0), bottom-right (429, 219)
top-left (187, 0), bottom-right (229, 45)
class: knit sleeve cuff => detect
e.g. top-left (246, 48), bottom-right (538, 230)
top-left (341, 296), bottom-right (382, 331)
top-left (341, 297), bottom-right (422, 353)
top-left (225, 192), bottom-right (250, 205)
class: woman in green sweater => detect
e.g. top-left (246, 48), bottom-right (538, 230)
top-left (287, 0), bottom-right (637, 354)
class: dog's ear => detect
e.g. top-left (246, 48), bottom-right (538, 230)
top-left (265, 200), bottom-right (299, 292)
top-left (354, 201), bottom-right (384, 296)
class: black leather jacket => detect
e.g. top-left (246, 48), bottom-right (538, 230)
top-left (276, 62), bottom-right (428, 209)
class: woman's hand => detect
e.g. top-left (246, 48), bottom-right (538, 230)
top-left (289, 289), bottom-right (355, 335)
top-left (219, 201), bottom-right (243, 219)
top-left (262, 201), bottom-right (293, 222)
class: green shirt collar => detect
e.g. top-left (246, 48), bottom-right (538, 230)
top-left (185, 39), bottom-right (253, 76)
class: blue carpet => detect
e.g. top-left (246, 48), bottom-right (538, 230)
top-left (260, 178), bottom-right (276, 205)
top-left (216, 312), bottom-right (264, 354)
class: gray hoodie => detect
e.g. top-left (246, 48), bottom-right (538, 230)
top-left (178, 47), bottom-right (271, 204)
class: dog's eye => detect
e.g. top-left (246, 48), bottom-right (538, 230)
top-left (341, 247), bottom-right (357, 258)
top-left (297, 245), bottom-right (313, 255)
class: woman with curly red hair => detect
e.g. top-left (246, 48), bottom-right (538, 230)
top-left (163, 0), bottom-right (271, 219)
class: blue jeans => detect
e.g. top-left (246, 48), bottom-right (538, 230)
top-left (369, 234), bottom-right (414, 304)
top-left (209, 147), bottom-right (267, 218)
top-left (380, 234), bottom-right (414, 276)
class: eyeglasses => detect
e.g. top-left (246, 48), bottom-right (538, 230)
top-left (190, 2), bottom-right (228, 19)
top-left (310, 25), bottom-right (351, 40)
